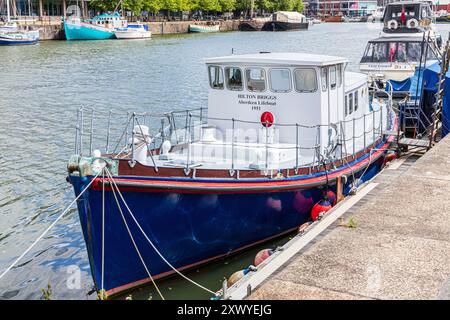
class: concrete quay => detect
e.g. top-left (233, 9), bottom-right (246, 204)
top-left (245, 136), bottom-right (450, 300)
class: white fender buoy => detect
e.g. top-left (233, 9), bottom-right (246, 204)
top-left (387, 19), bottom-right (398, 29)
top-left (407, 18), bottom-right (419, 28)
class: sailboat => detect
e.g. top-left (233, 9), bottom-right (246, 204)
top-left (0, 0), bottom-right (39, 45)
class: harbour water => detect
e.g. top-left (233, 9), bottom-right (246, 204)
top-left (1, 23), bottom-right (450, 300)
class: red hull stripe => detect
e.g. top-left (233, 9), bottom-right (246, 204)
top-left (93, 138), bottom-right (391, 194)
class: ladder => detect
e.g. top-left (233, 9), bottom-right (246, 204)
top-left (398, 33), bottom-right (449, 151)
top-left (427, 39), bottom-right (450, 149)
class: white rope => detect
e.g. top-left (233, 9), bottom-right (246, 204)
top-left (104, 168), bottom-right (216, 295)
top-left (0, 170), bottom-right (102, 280)
top-left (108, 173), bottom-right (165, 300)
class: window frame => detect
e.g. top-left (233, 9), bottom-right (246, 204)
top-left (321, 67), bottom-right (328, 92)
top-left (337, 64), bottom-right (342, 87)
top-left (225, 66), bottom-right (244, 91)
top-left (345, 95), bottom-right (348, 116)
top-left (293, 68), bottom-right (318, 93)
top-left (354, 90), bottom-right (359, 111)
top-left (268, 68), bottom-right (292, 93)
top-left (245, 67), bottom-right (267, 92)
top-left (329, 65), bottom-right (337, 90)
top-left (349, 92), bottom-right (354, 114)
top-left (208, 65), bottom-right (224, 90)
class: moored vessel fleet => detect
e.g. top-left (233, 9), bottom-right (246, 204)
top-left (64, 12), bottom-right (151, 40)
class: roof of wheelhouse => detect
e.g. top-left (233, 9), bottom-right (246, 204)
top-left (204, 52), bottom-right (348, 67)
top-left (369, 36), bottom-right (426, 42)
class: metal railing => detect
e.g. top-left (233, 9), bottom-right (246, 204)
top-left (74, 98), bottom-right (391, 175)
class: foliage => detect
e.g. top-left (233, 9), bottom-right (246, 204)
top-left (97, 289), bottom-right (108, 300)
top-left (41, 283), bottom-right (52, 300)
top-left (339, 217), bottom-right (357, 229)
top-left (89, 0), bottom-right (303, 14)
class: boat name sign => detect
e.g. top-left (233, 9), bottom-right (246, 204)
top-left (364, 63), bottom-right (414, 70)
top-left (238, 94), bottom-right (277, 108)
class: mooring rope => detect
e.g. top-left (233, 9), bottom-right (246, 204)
top-left (104, 168), bottom-right (216, 295)
top-left (0, 170), bottom-right (102, 281)
top-left (107, 171), bottom-right (165, 300)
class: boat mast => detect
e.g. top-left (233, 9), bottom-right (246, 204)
top-left (114, 0), bottom-right (123, 13)
top-left (6, 0), bottom-right (10, 22)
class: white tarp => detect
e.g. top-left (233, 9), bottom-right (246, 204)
top-left (273, 11), bottom-right (306, 23)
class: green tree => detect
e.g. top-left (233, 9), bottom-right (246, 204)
top-left (163, 0), bottom-right (178, 11)
top-left (178, 0), bottom-right (192, 11)
top-left (199, 0), bottom-right (221, 11)
top-left (256, 0), bottom-right (275, 12)
top-left (143, 0), bottom-right (164, 14)
top-left (294, 0), bottom-right (304, 13)
top-left (219, 0), bottom-right (236, 12)
top-left (90, 0), bottom-right (116, 12)
top-left (123, 0), bottom-right (144, 15)
top-left (273, 0), bottom-right (296, 11)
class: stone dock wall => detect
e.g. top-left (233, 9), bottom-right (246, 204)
top-left (15, 19), bottom-right (241, 40)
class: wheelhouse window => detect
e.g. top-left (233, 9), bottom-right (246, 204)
top-left (407, 42), bottom-right (422, 61)
top-left (269, 69), bottom-right (291, 92)
top-left (354, 91), bottom-right (359, 111)
top-left (362, 41), bottom-right (432, 63)
top-left (349, 92), bottom-right (354, 114)
top-left (330, 66), bottom-right (337, 90)
top-left (391, 42), bottom-right (406, 62)
top-left (373, 42), bottom-right (388, 62)
top-left (337, 64), bottom-right (342, 87)
top-left (385, 4), bottom-right (419, 23)
top-left (294, 68), bottom-right (317, 92)
top-left (345, 95), bottom-right (348, 116)
top-left (246, 68), bottom-right (266, 92)
top-left (225, 67), bottom-right (243, 91)
top-left (208, 66), bottom-right (224, 90)
top-left (320, 67), bottom-right (328, 92)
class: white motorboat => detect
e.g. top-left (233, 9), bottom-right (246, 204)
top-left (360, 1), bottom-right (441, 82)
top-left (114, 23), bottom-right (151, 39)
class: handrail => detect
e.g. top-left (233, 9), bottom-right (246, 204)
top-left (73, 96), bottom-right (390, 173)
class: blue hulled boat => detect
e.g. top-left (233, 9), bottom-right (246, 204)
top-left (0, 31), bottom-right (39, 45)
top-left (68, 53), bottom-right (397, 296)
top-left (64, 13), bottom-right (127, 40)
top-left (0, 1), bottom-right (39, 46)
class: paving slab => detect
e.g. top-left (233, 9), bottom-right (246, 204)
top-left (248, 136), bottom-right (450, 300)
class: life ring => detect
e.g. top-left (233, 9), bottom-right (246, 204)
top-left (407, 18), bottom-right (419, 28)
top-left (387, 19), bottom-right (398, 29)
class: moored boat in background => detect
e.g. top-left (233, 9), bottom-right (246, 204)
top-left (0, 0), bottom-right (39, 46)
top-left (0, 30), bottom-right (39, 45)
top-left (114, 23), bottom-right (151, 39)
top-left (262, 11), bottom-right (309, 31)
top-left (322, 14), bottom-right (343, 23)
top-left (64, 12), bottom-right (126, 40)
top-left (189, 21), bottom-right (220, 33)
top-left (238, 17), bottom-right (271, 31)
top-left (360, 0), bottom-right (441, 85)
